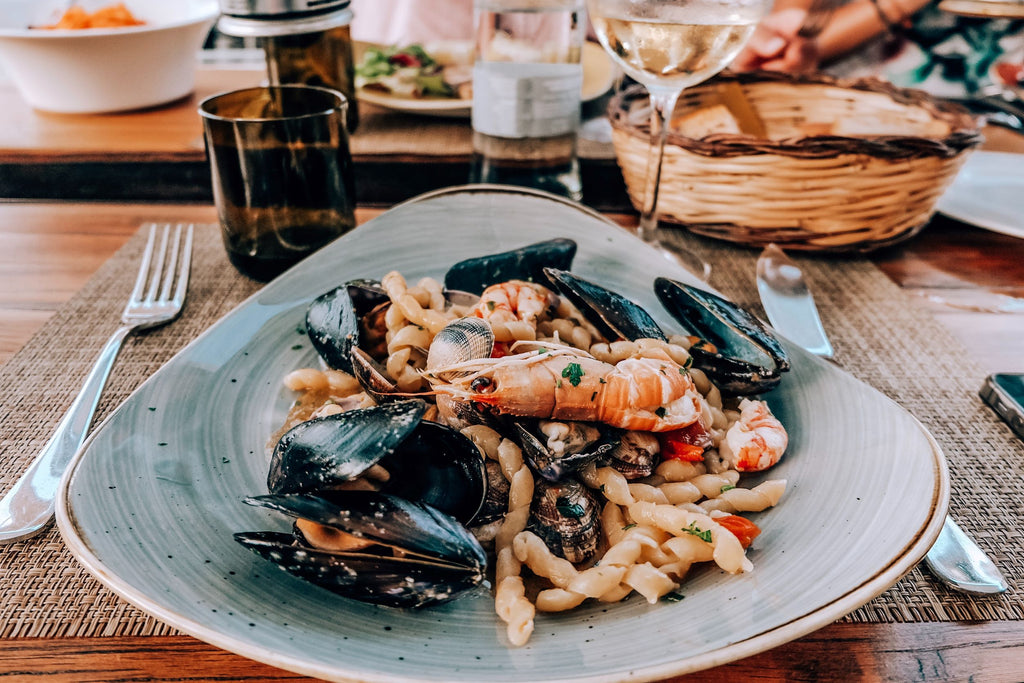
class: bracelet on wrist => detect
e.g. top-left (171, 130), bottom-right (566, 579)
top-left (867, 0), bottom-right (902, 33)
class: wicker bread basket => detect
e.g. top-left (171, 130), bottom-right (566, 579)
top-left (609, 72), bottom-right (983, 251)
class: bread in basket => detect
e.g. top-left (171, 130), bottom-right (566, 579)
top-left (608, 71), bottom-right (983, 251)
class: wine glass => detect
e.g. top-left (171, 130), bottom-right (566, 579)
top-left (587, 0), bottom-right (771, 280)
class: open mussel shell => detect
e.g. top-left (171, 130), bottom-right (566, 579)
top-left (378, 420), bottom-right (488, 525)
top-left (444, 238), bottom-right (577, 295)
top-left (268, 401), bottom-right (426, 495)
top-left (349, 347), bottom-right (402, 403)
top-left (267, 401), bottom-right (487, 524)
top-left (654, 277), bottom-right (790, 396)
top-left (543, 268), bottom-right (667, 342)
top-left (512, 419), bottom-right (620, 483)
top-left (305, 279), bottom-right (389, 373)
top-left (236, 491), bottom-right (487, 608)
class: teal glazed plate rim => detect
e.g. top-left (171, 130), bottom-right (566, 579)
top-left (57, 186), bottom-right (949, 682)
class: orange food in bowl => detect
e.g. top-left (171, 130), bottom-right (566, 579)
top-left (44, 3), bottom-right (145, 29)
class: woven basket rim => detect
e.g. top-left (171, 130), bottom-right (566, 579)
top-left (608, 71), bottom-right (984, 160)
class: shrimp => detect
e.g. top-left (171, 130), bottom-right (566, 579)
top-left (427, 344), bottom-right (706, 432)
top-left (720, 398), bottom-right (788, 472)
top-left (473, 281), bottom-right (557, 343)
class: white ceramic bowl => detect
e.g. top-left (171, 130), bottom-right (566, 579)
top-left (0, 0), bottom-right (218, 113)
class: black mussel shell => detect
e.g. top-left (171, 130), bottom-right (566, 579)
top-left (512, 419), bottom-right (620, 482)
top-left (233, 531), bottom-right (483, 608)
top-left (306, 280), bottom-right (389, 372)
top-left (376, 420), bottom-right (487, 525)
top-left (530, 478), bottom-right (600, 564)
top-left (543, 268), bottom-right (667, 342)
top-left (444, 238), bottom-right (577, 295)
top-left (236, 491), bottom-right (486, 608)
top-left (349, 347), bottom-right (402, 403)
top-left (268, 401), bottom-right (426, 495)
top-left (654, 278), bottom-right (790, 396)
top-left (268, 401), bottom-right (487, 524)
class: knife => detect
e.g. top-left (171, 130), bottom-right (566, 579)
top-left (755, 243), bottom-right (834, 359)
top-left (756, 243), bottom-right (1008, 594)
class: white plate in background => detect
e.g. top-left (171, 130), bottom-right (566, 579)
top-left (936, 150), bottom-right (1024, 239)
top-left (356, 41), bottom-right (616, 117)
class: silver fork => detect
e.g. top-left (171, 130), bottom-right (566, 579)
top-left (0, 223), bottom-right (194, 543)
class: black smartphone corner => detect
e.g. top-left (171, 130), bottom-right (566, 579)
top-left (980, 373), bottom-right (1024, 442)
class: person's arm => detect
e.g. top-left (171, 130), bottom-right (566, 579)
top-left (817, 0), bottom-right (932, 62)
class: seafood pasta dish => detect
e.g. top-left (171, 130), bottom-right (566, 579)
top-left (235, 239), bottom-right (792, 647)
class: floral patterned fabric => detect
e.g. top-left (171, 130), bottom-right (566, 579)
top-left (826, 2), bottom-right (1024, 98)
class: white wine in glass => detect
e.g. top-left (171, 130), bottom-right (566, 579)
top-left (587, 0), bottom-right (770, 278)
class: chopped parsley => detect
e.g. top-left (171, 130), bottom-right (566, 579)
top-left (486, 300), bottom-right (497, 312)
top-left (562, 362), bottom-right (585, 387)
top-left (622, 523), bottom-right (637, 531)
top-left (683, 521), bottom-right (713, 543)
top-left (655, 406), bottom-right (667, 418)
top-left (661, 591), bottom-right (686, 603)
top-left (720, 484), bottom-right (736, 493)
top-left (555, 496), bottom-right (586, 519)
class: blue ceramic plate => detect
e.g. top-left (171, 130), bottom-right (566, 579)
top-left (58, 186), bottom-right (948, 682)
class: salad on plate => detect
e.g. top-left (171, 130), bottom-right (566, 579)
top-left (356, 42), bottom-right (473, 100)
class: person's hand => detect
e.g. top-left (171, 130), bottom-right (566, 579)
top-left (732, 8), bottom-right (821, 74)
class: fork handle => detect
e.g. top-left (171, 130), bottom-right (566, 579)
top-left (0, 325), bottom-right (133, 543)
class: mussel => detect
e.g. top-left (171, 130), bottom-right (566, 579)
top-left (444, 238), bottom-right (577, 295)
top-left (543, 268), bottom-right (666, 342)
top-left (305, 280), bottom-right (390, 374)
top-left (268, 400), bottom-right (487, 525)
top-left (542, 268), bottom-right (789, 396)
top-left (235, 491), bottom-right (487, 608)
top-left (654, 278), bottom-right (789, 395)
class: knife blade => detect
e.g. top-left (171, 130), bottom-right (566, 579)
top-left (754, 243), bottom-right (1007, 595)
top-left (755, 243), bottom-right (834, 359)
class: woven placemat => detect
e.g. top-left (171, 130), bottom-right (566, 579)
top-left (1, 222), bottom-right (1021, 639)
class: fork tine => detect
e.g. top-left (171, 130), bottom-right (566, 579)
top-left (144, 225), bottom-right (171, 304)
top-left (158, 224), bottom-right (183, 303)
top-left (130, 224), bottom-right (158, 304)
top-left (172, 224), bottom-right (194, 307)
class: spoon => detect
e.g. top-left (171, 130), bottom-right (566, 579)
top-left (756, 243), bottom-right (1008, 594)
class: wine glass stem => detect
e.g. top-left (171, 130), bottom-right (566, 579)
top-left (638, 88), bottom-right (683, 243)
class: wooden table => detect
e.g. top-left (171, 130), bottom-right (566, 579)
top-left (0, 68), bottom-right (629, 210)
top-left (2, 70), bottom-right (1024, 681)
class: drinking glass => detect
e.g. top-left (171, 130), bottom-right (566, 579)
top-left (199, 85), bottom-right (357, 282)
top-left (587, 0), bottom-right (771, 279)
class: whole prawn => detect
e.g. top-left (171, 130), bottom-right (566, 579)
top-left (720, 398), bottom-right (788, 472)
top-left (427, 344), bottom-right (706, 432)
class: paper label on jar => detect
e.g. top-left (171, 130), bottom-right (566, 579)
top-left (471, 61), bottom-right (583, 138)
